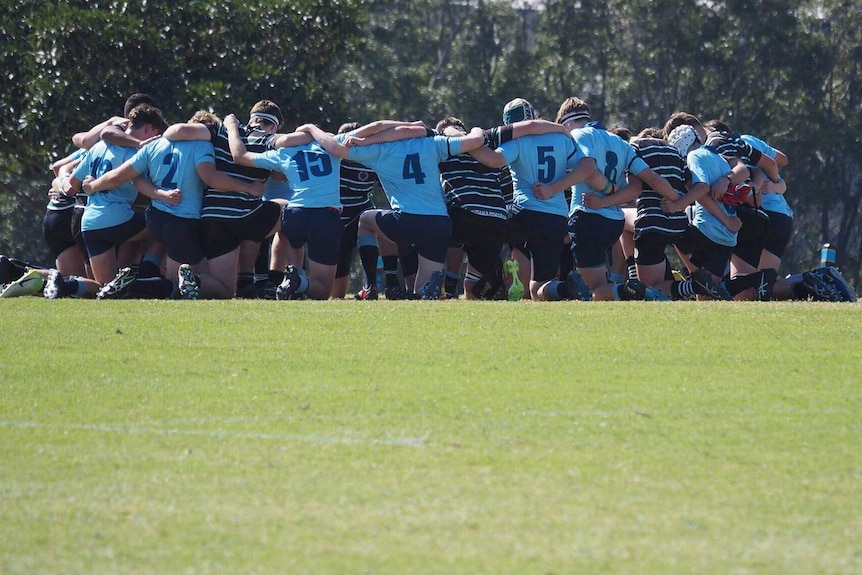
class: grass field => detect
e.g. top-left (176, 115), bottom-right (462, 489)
top-left (1, 299), bottom-right (860, 574)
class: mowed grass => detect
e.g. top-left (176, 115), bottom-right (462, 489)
top-left (1, 299), bottom-right (860, 575)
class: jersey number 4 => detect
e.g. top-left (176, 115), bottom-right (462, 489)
top-left (402, 153), bottom-right (426, 184)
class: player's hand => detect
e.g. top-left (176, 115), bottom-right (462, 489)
top-left (661, 198), bottom-right (682, 213)
top-left (158, 188), bottom-right (182, 205)
top-left (138, 135), bottom-right (160, 149)
top-left (81, 175), bottom-right (96, 195)
top-left (532, 182), bottom-right (553, 200)
top-left (582, 192), bottom-right (604, 209)
top-left (343, 135), bottom-right (365, 147)
top-left (224, 114), bottom-right (239, 129)
top-left (248, 180), bottom-right (266, 197)
top-left (725, 216), bottom-right (743, 233)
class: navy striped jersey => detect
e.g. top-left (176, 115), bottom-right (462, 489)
top-left (705, 130), bottom-right (762, 166)
top-left (339, 159), bottom-right (379, 224)
top-left (202, 123), bottom-right (275, 220)
top-left (438, 154), bottom-right (513, 221)
top-left (630, 137), bottom-right (690, 239)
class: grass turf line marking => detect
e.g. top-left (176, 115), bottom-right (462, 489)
top-left (0, 420), bottom-right (427, 448)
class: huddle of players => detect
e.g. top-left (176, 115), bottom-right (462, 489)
top-left (0, 92), bottom-right (856, 303)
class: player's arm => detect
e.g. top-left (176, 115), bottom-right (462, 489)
top-left (698, 194), bottom-right (742, 233)
top-left (223, 114), bottom-right (257, 167)
top-left (509, 119), bottom-right (571, 139)
top-left (163, 122), bottom-right (211, 142)
top-left (582, 176), bottom-right (643, 209)
top-left (296, 124), bottom-right (349, 158)
top-left (469, 145), bottom-right (507, 169)
top-left (269, 131), bottom-right (314, 149)
top-left (81, 160), bottom-right (141, 194)
top-left (348, 125), bottom-right (430, 146)
top-left (351, 120), bottom-right (425, 139)
top-left (532, 157), bottom-right (610, 198)
top-left (755, 153), bottom-right (780, 183)
top-left (72, 116), bottom-right (128, 149)
top-left (51, 151), bottom-right (83, 176)
top-left (773, 149), bottom-right (788, 168)
top-left (452, 127), bottom-right (488, 154)
top-left (195, 162), bottom-right (265, 198)
top-left (132, 177), bottom-right (181, 206)
top-left (633, 168), bottom-right (679, 201)
top-left (99, 125), bottom-right (156, 149)
top-left (661, 179), bottom-right (709, 214)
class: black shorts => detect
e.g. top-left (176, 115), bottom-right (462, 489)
top-left (449, 209), bottom-right (507, 277)
top-left (677, 226), bottom-right (732, 278)
top-left (568, 211), bottom-right (624, 269)
top-left (42, 208), bottom-right (76, 258)
top-left (507, 210), bottom-right (567, 283)
top-left (635, 232), bottom-right (680, 267)
top-left (376, 211), bottom-right (451, 264)
top-left (281, 207), bottom-right (343, 266)
top-left (732, 207), bottom-right (770, 268)
top-left (147, 208), bottom-right (203, 265)
top-left (336, 217), bottom-right (360, 278)
top-left (82, 212), bottom-right (147, 258)
top-left (763, 211), bottom-right (793, 259)
top-left (71, 208), bottom-right (88, 260)
top-left (201, 201), bottom-right (281, 260)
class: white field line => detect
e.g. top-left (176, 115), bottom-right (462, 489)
top-left (0, 420), bottom-right (427, 448)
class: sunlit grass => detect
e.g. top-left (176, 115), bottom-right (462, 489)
top-left (1, 300), bottom-right (860, 574)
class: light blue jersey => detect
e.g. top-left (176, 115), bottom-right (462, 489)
top-left (73, 141), bottom-right (138, 231)
top-left (253, 137), bottom-right (343, 209)
top-left (741, 134), bottom-right (792, 217)
top-left (130, 138), bottom-right (213, 219)
top-left (687, 147), bottom-right (737, 247)
top-left (570, 126), bottom-right (649, 220)
top-left (499, 132), bottom-right (582, 217)
top-left (263, 173), bottom-right (293, 202)
top-left (348, 135), bottom-right (461, 216)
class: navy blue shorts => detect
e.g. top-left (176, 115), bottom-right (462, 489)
top-left (450, 208), bottom-right (507, 277)
top-left (376, 211), bottom-right (451, 264)
top-left (336, 216), bottom-right (360, 278)
top-left (733, 207), bottom-right (770, 268)
top-left (677, 226), bottom-right (732, 278)
top-left (763, 211), bottom-right (792, 259)
top-left (507, 210), bottom-right (567, 283)
top-left (201, 201), bottom-right (281, 260)
top-left (568, 211), bottom-right (624, 269)
top-left (147, 208), bottom-right (203, 265)
top-left (82, 212), bottom-right (146, 258)
top-left (281, 207), bottom-right (343, 266)
top-left (634, 232), bottom-right (681, 267)
top-left (42, 208), bottom-right (76, 258)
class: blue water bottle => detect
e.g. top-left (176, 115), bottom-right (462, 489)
top-left (820, 243), bottom-right (836, 268)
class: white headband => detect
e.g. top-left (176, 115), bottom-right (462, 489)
top-left (559, 110), bottom-right (591, 125)
top-left (250, 112), bottom-right (280, 127)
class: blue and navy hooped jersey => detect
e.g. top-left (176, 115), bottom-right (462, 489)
top-left (630, 137), bottom-right (690, 238)
top-left (202, 123), bottom-right (275, 219)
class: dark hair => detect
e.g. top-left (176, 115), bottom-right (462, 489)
top-left (609, 124), bottom-right (632, 141)
top-left (124, 93), bottom-right (156, 118)
top-left (189, 110), bottom-right (222, 127)
top-left (435, 116), bottom-right (466, 133)
top-left (338, 122), bottom-right (360, 134)
top-left (249, 99), bottom-right (284, 128)
top-left (636, 127), bottom-right (664, 139)
top-left (662, 112), bottom-right (702, 139)
top-left (704, 119), bottom-right (732, 133)
top-left (128, 104), bottom-right (168, 134)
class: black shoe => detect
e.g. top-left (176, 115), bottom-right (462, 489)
top-left (275, 265), bottom-right (302, 300)
top-left (691, 269), bottom-right (732, 300)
